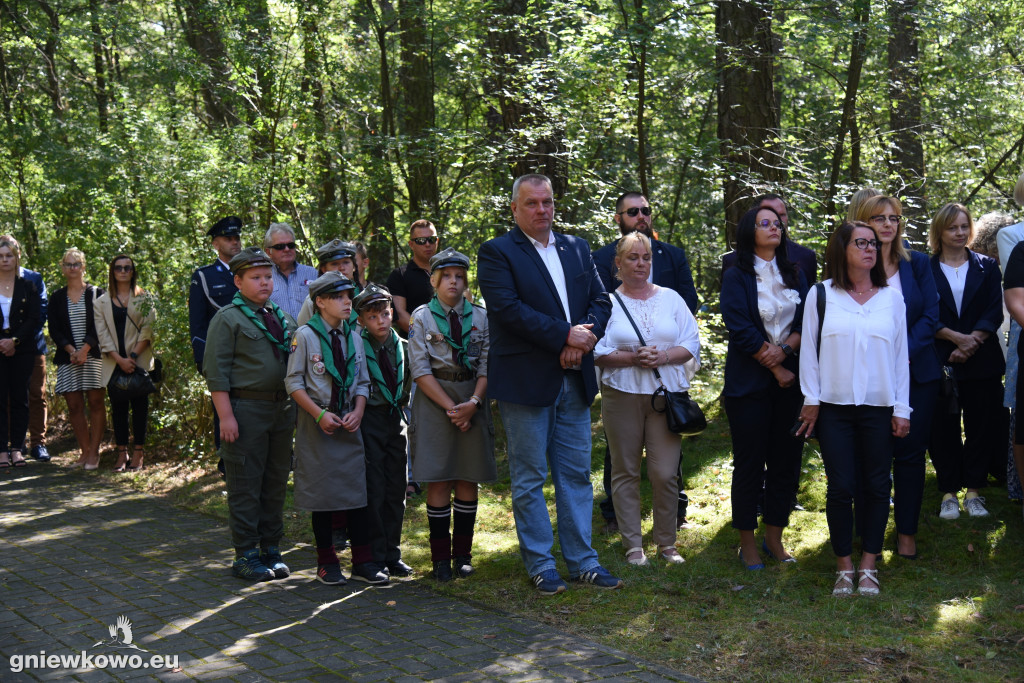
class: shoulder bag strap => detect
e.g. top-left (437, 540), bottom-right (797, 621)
top-left (611, 291), bottom-right (665, 384)
top-left (815, 282), bottom-right (826, 360)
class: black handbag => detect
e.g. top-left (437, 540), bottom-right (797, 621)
top-left (108, 366), bottom-right (157, 399)
top-left (612, 292), bottom-right (707, 436)
top-left (939, 364), bottom-right (959, 415)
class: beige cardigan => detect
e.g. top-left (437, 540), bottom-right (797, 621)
top-left (94, 290), bottom-right (156, 386)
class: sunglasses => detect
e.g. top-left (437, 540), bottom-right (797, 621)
top-left (113, 264), bottom-right (134, 273)
top-left (617, 207), bottom-right (652, 217)
top-left (268, 242), bottom-right (297, 251)
top-left (411, 236), bottom-right (438, 246)
top-left (62, 262), bottom-right (83, 269)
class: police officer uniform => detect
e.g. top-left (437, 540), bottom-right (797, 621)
top-left (189, 216), bottom-right (242, 371)
top-left (408, 249), bottom-right (496, 484)
top-left (204, 247), bottom-right (296, 580)
top-left (354, 283), bottom-right (414, 574)
top-left (295, 239), bottom-right (361, 326)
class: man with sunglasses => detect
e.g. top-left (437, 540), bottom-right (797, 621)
top-left (387, 219), bottom-right (439, 337)
top-left (592, 192), bottom-right (700, 533)
top-left (265, 222), bottom-right (318, 320)
top-left (722, 193), bottom-right (818, 286)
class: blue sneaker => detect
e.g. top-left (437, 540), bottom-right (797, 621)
top-left (532, 568), bottom-right (567, 595)
top-left (31, 445), bottom-right (50, 462)
top-left (232, 549), bottom-right (275, 582)
top-left (573, 565), bottom-right (623, 589)
top-left (260, 546), bottom-right (290, 579)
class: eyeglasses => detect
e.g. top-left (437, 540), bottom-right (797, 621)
top-left (62, 262), bottom-right (83, 269)
top-left (852, 238), bottom-right (881, 251)
top-left (411, 236), bottom-right (438, 246)
top-left (755, 219), bottom-right (782, 230)
top-left (869, 214), bottom-right (903, 225)
top-left (268, 242), bottom-right (297, 251)
top-left (113, 264), bottom-right (134, 273)
top-left (617, 207), bottom-right (652, 218)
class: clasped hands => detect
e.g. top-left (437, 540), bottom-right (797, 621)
top-left (756, 342), bottom-right (794, 388)
top-left (446, 401), bottom-right (477, 432)
top-left (948, 331), bottom-right (983, 364)
top-left (559, 323), bottom-right (597, 369)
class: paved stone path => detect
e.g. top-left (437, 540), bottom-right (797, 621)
top-left (0, 465), bottom-right (700, 682)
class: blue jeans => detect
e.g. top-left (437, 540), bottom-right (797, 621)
top-left (498, 372), bottom-right (599, 577)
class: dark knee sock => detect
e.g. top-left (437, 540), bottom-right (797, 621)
top-left (452, 497), bottom-right (477, 557)
top-left (347, 506), bottom-right (373, 565)
top-left (427, 503), bottom-right (452, 561)
top-left (311, 512), bottom-right (338, 565)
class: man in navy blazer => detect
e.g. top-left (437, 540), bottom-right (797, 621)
top-left (478, 174), bottom-right (622, 594)
top-left (592, 192), bottom-right (699, 314)
top-left (722, 194), bottom-right (818, 286)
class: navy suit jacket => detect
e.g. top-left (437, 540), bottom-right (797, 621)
top-left (898, 251), bottom-right (942, 384)
top-left (188, 260), bottom-right (238, 370)
top-left (720, 264), bottom-right (807, 398)
top-left (722, 239), bottom-right (818, 286)
top-left (19, 267), bottom-right (47, 354)
top-left (931, 250), bottom-right (1004, 381)
top-left (477, 226), bottom-right (612, 406)
top-left (592, 237), bottom-right (699, 314)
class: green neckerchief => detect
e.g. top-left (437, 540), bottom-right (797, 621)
top-left (306, 313), bottom-right (357, 395)
top-left (428, 295), bottom-right (473, 371)
top-left (361, 326), bottom-right (405, 410)
top-left (232, 293), bottom-right (291, 354)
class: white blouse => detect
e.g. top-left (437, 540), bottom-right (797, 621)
top-left (939, 261), bottom-right (966, 315)
top-left (753, 256), bottom-right (801, 345)
top-left (799, 281), bottom-right (911, 419)
top-left (0, 293), bottom-right (10, 325)
top-left (594, 287), bottom-right (701, 394)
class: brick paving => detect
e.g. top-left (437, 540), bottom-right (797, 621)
top-left (0, 465), bottom-right (701, 682)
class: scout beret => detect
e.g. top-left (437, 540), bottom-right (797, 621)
top-left (228, 246), bottom-right (274, 275)
top-left (308, 271), bottom-right (355, 300)
top-left (208, 216), bottom-right (243, 238)
top-left (352, 283), bottom-right (393, 311)
top-left (315, 238), bottom-right (357, 265)
top-left (429, 247), bottom-right (470, 273)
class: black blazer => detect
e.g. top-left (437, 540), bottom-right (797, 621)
top-left (0, 276), bottom-right (42, 355)
top-left (48, 285), bottom-right (104, 365)
top-left (931, 250), bottom-right (1005, 381)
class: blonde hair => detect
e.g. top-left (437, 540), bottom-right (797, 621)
top-left (615, 230), bottom-right (652, 263)
top-left (62, 247), bottom-right (86, 268)
top-left (854, 196), bottom-right (909, 263)
top-left (929, 203), bottom-right (973, 255)
top-left (845, 187), bottom-right (882, 222)
top-left (429, 265), bottom-right (468, 290)
top-left (0, 234), bottom-right (21, 269)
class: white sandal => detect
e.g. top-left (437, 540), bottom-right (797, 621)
top-left (625, 547), bottom-right (648, 566)
top-left (658, 546), bottom-right (685, 565)
top-left (832, 570), bottom-right (855, 596)
top-left (857, 568), bottom-right (879, 595)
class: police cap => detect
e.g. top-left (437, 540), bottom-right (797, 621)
top-left (208, 216), bottom-right (243, 238)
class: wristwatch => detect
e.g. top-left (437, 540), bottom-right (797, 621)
top-left (129, 351), bottom-right (138, 359)
top-left (469, 396), bottom-right (482, 407)
top-left (780, 343), bottom-right (794, 357)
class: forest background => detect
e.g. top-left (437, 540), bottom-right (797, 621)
top-left (2, 0), bottom-right (1024, 446)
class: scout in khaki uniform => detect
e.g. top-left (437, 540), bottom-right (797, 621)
top-left (354, 283), bottom-right (414, 577)
top-left (204, 247), bottom-right (296, 582)
top-left (408, 248), bottom-right (496, 582)
top-left (285, 272), bottom-right (388, 586)
top-left (296, 239), bottom-right (361, 326)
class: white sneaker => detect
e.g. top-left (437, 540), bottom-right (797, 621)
top-left (939, 497), bottom-right (960, 520)
top-left (964, 496), bottom-right (990, 518)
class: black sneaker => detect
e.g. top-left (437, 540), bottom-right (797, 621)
top-left (31, 445), bottom-right (50, 462)
top-left (387, 560), bottom-right (415, 577)
top-left (433, 560), bottom-right (453, 582)
top-left (260, 546), bottom-right (290, 579)
top-left (350, 562), bottom-right (389, 585)
top-left (232, 549), bottom-right (275, 582)
top-left (453, 555), bottom-right (474, 578)
top-left (317, 563), bottom-right (346, 585)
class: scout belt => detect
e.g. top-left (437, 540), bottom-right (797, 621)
top-left (230, 388), bottom-right (289, 402)
top-left (432, 369), bottom-right (474, 382)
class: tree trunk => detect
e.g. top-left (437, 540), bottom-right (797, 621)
top-left (298, 0), bottom-right (334, 211)
top-left (616, 0), bottom-right (651, 198)
top-left (398, 0), bottom-right (439, 217)
top-left (716, 0), bottom-right (781, 248)
top-left (887, 0), bottom-right (926, 240)
top-left (177, 0), bottom-right (239, 126)
top-left (89, 0), bottom-right (108, 134)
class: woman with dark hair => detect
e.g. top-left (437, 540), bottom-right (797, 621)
top-left (928, 203), bottom-right (1004, 520)
top-left (850, 194), bottom-right (941, 560)
top-left (49, 248), bottom-right (107, 470)
top-left (798, 222), bottom-right (910, 596)
top-left (94, 254), bottom-right (156, 471)
top-left (720, 206), bottom-right (808, 568)
top-left (0, 234), bottom-right (41, 468)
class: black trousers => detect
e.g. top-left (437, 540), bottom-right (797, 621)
top-left (109, 391), bottom-right (149, 446)
top-left (0, 353), bottom-right (35, 451)
top-left (361, 405), bottom-right (408, 564)
top-left (929, 376), bottom-right (1004, 492)
top-left (818, 403), bottom-right (894, 557)
top-left (724, 383), bottom-right (803, 531)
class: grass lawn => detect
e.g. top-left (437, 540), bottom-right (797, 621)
top-left (66, 368), bottom-right (1024, 682)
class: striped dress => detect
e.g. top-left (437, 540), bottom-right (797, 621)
top-left (54, 296), bottom-right (104, 394)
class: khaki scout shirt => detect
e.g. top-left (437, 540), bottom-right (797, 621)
top-left (364, 334), bottom-right (413, 409)
top-left (203, 295), bottom-right (296, 393)
top-left (408, 299), bottom-right (489, 380)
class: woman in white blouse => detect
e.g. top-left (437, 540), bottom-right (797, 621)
top-left (594, 232), bottom-right (700, 566)
top-left (720, 206), bottom-right (808, 569)
top-left (798, 221), bottom-right (910, 597)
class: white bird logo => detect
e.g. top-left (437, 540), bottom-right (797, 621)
top-left (92, 615), bottom-right (144, 650)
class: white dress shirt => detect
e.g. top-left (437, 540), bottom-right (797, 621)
top-left (753, 256), bottom-right (800, 346)
top-left (800, 280), bottom-right (911, 419)
top-left (526, 232), bottom-right (572, 323)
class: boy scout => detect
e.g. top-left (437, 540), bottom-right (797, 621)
top-left (354, 283), bottom-right (414, 577)
top-left (204, 247), bottom-right (297, 582)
